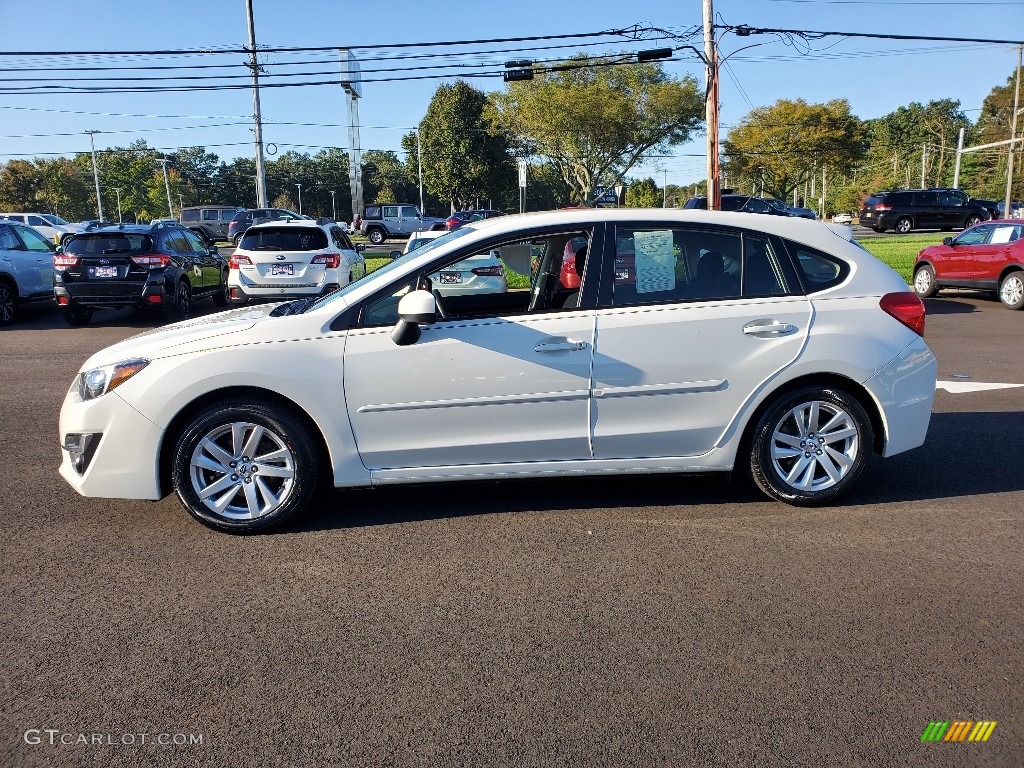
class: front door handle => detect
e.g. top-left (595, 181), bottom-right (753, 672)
top-left (534, 340), bottom-right (589, 353)
top-left (742, 320), bottom-right (798, 336)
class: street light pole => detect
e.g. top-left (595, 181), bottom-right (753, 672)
top-left (113, 187), bottom-right (122, 223)
top-left (85, 130), bottom-right (104, 221)
top-left (330, 190), bottom-right (337, 220)
top-left (156, 158), bottom-right (173, 218)
top-left (296, 183), bottom-right (303, 215)
top-left (245, 0), bottom-right (268, 207)
top-left (416, 128), bottom-right (425, 215)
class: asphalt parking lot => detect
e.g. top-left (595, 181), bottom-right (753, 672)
top-left (1, 291), bottom-right (1022, 767)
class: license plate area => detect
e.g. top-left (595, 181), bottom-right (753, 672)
top-left (90, 266), bottom-right (119, 278)
top-left (438, 271), bottom-right (462, 284)
top-left (271, 264), bottom-right (294, 276)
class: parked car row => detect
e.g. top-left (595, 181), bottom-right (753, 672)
top-left (0, 217), bottom-right (364, 326)
top-left (682, 195), bottom-right (817, 219)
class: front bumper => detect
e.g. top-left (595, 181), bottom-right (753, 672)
top-left (58, 384), bottom-right (165, 500)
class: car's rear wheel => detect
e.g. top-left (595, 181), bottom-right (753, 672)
top-left (913, 264), bottom-right (939, 298)
top-left (750, 387), bottom-right (873, 506)
top-left (232, 233), bottom-right (243, 246)
top-left (895, 217), bottom-right (913, 234)
top-left (367, 227), bottom-right (385, 245)
top-left (171, 399), bottom-right (321, 533)
top-left (999, 270), bottom-right (1024, 310)
top-left (167, 282), bottom-right (192, 321)
top-left (0, 282), bottom-right (15, 325)
top-left (212, 271), bottom-right (230, 307)
top-left (63, 306), bottom-right (93, 326)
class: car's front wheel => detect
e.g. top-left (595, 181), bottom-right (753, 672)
top-left (171, 399), bottom-right (322, 533)
top-left (913, 264), bottom-right (939, 298)
top-left (999, 270), bottom-right (1024, 310)
top-left (750, 387), bottom-right (873, 506)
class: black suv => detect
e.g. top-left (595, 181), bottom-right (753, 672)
top-left (683, 194), bottom-right (793, 216)
top-left (54, 223), bottom-right (228, 325)
top-left (227, 208), bottom-right (303, 245)
top-left (859, 189), bottom-right (988, 234)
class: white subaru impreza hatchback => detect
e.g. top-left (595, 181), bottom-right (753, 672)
top-left (59, 209), bottom-right (936, 533)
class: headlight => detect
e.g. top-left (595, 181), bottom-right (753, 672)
top-left (77, 359), bottom-right (149, 401)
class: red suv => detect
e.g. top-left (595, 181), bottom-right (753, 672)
top-left (913, 220), bottom-right (1024, 309)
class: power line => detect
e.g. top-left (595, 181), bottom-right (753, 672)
top-left (716, 24), bottom-right (1024, 46)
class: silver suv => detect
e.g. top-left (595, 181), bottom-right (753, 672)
top-left (360, 204), bottom-right (445, 245)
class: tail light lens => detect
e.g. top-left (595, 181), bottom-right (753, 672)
top-left (131, 253), bottom-right (171, 269)
top-left (880, 292), bottom-right (925, 336)
top-left (471, 265), bottom-right (504, 277)
top-left (228, 253), bottom-right (252, 269)
top-left (53, 254), bottom-right (78, 269)
top-left (311, 253), bottom-right (341, 268)
top-left (873, 204), bottom-right (892, 211)
top-left (445, 217), bottom-right (458, 230)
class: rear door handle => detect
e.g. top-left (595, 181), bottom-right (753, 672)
top-left (742, 320), bottom-right (798, 337)
top-left (534, 340), bottom-right (589, 353)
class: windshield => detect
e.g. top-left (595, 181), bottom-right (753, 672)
top-left (306, 226), bottom-right (475, 312)
top-left (42, 214), bottom-right (70, 226)
top-left (765, 199), bottom-right (788, 212)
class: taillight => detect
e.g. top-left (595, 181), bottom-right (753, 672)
top-left (471, 265), bottom-right (504, 277)
top-left (228, 253), bottom-right (252, 269)
top-left (445, 217), bottom-right (458, 230)
top-left (311, 253), bottom-right (341, 268)
top-left (880, 292), bottom-right (925, 336)
top-left (131, 253), bottom-right (171, 269)
top-left (53, 254), bottom-right (78, 269)
top-left (873, 204), bottom-right (892, 211)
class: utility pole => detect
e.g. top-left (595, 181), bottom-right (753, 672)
top-left (821, 164), bottom-right (827, 219)
top-left (663, 169), bottom-right (668, 208)
top-left (921, 143), bottom-right (927, 188)
top-left (1005, 44), bottom-right (1022, 217)
top-left (85, 130), bottom-right (104, 221)
top-left (156, 159), bottom-right (173, 218)
top-left (245, 0), bottom-right (268, 207)
top-left (329, 190), bottom-right (337, 220)
top-left (954, 127), bottom-right (966, 188)
top-left (113, 187), bottom-right (122, 223)
top-left (703, 0), bottom-right (719, 210)
top-left (296, 183), bottom-right (303, 215)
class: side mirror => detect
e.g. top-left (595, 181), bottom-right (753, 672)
top-left (208, 244), bottom-right (220, 255)
top-left (391, 289), bottom-right (436, 346)
top-left (355, 243), bottom-right (366, 253)
top-left (389, 250), bottom-right (403, 260)
top-left (942, 237), bottom-right (953, 246)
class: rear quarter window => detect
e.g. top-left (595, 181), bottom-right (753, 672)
top-left (784, 240), bottom-right (849, 293)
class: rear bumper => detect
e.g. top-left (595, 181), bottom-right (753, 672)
top-left (55, 280), bottom-right (165, 310)
top-left (864, 336), bottom-right (937, 457)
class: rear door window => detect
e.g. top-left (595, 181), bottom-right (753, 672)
top-left (202, 209), bottom-right (219, 221)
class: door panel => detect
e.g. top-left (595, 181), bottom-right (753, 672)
top-left (591, 297), bottom-right (811, 459)
top-left (344, 313), bottom-right (595, 469)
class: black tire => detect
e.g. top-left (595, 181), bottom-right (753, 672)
top-left (894, 217), bottom-right (913, 234)
top-left (913, 264), bottom-right (939, 298)
top-left (63, 306), bottom-right (93, 326)
top-left (171, 399), bottom-right (321, 533)
top-left (871, 226), bottom-right (885, 233)
top-left (965, 215), bottom-right (983, 229)
top-left (167, 281), bottom-right (192, 321)
top-left (0, 282), bottom-right (15, 325)
top-left (998, 270), bottom-right (1024, 310)
top-left (367, 227), bottom-right (385, 245)
top-left (232, 233), bottom-right (243, 246)
top-left (750, 386), bottom-right (874, 506)
top-left (212, 271), bottom-right (230, 307)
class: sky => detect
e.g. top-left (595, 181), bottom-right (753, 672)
top-left (2, 0), bottom-right (1023, 205)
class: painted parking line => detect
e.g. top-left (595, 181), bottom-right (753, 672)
top-left (936, 380), bottom-right (1024, 394)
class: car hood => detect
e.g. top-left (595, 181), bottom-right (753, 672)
top-left (81, 304), bottom-right (280, 369)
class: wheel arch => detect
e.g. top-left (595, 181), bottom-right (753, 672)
top-left (0, 272), bottom-right (18, 298)
top-left (157, 385), bottom-right (333, 497)
top-left (998, 263), bottom-right (1024, 284)
top-left (733, 372), bottom-right (886, 471)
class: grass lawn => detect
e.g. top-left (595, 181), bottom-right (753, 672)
top-left (855, 232), bottom-right (947, 284)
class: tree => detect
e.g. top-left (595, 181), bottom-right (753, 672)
top-left (489, 56), bottom-right (703, 206)
top-left (406, 80), bottom-right (515, 212)
top-left (722, 99), bottom-right (866, 203)
top-left (624, 177), bottom-right (660, 208)
top-left (362, 150), bottom-right (418, 207)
